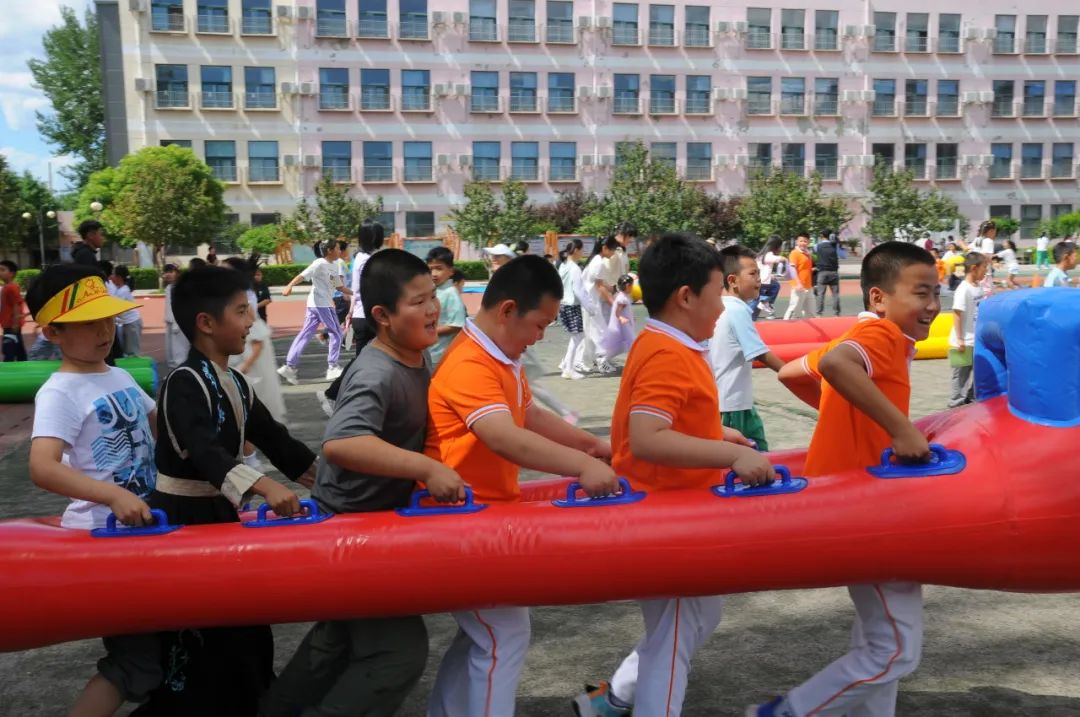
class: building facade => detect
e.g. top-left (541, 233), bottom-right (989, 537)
top-left (99, 0), bottom-right (1080, 241)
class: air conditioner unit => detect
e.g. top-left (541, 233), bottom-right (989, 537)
top-left (733, 21), bottom-right (748, 33)
top-left (133, 78), bottom-right (153, 92)
top-left (452, 11), bottom-right (467, 24)
top-left (579, 155), bottom-right (595, 166)
top-left (961, 91), bottom-right (979, 103)
top-left (577, 16), bottom-right (592, 29)
top-left (983, 28), bottom-right (997, 40)
top-left (595, 16), bottom-right (612, 30)
top-left (734, 155), bottom-right (749, 166)
top-left (598, 155), bottom-right (615, 166)
top-left (964, 26), bottom-right (980, 40)
top-left (841, 90), bottom-right (860, 102)
top-left (296, 5), bottom-right (312, 20)
top-left (843, 24), bottom-right (862, 37)
top-left (454, 84), bottom-right (470, 96)
top-left (458, 154), bottom-right (472, 167)
top-left (716, 21), bottom-right (732, 33)
top-left (128, 0), bottom-right (147, 13)
top-left (437, 154), bottom-right (451, 167)
top-left (299, 81), bottom-right (316, 95)
top-left (714, 154), bottom-right (732, 166)
top-left (302, 155), bottom-right (320, 167)
top-left (280, 81), bottom-right (298, 95)
top-left (713, 87), bottom-right (729, 100)
top-left (577, 86), bottom-right (594, 99)
top-left (595, 85), bottom-right (612, 99)
top-left (283, 154), bottom-right (300, 167)
top-left (431, 11), bottom-right (449, 25)
top-left (980, 154), bottom-right (995, 166)
top-left (979, 90), bottom-right (995, 103)
top-left (861, 90), bottom-right (877, 101)
top-left (730, 88), bottom-right (748, 100)
top-left (857, 155), bottom-right (875, 167)
top-left (275, 5), bottom-right (291, 18)
top-left (840, 155), bottom-right (859, 167)
top-left (433, 83), bottom-right (452, 97)
top-left (863, 25), bottom-right (875, 36)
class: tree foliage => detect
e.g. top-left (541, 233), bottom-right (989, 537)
top-left (737, 170), bottom-right (852, 248)
top-left (27, 6), bottom-right (106, 188)
top-left (864, 165), bottom-right (966, 242)
top-left (698, 193), bottom-right (743, 243)
top-left (990, 216), bottom-right (1021, 238)
top-left (532, 188), bottom-right (599, 234)
top-left (0, 156), bottom-right (25, 252)
top-left (494, 180), bottom-right (538, 244)
top-left (310, 177), bottom-right (382, 242)
top-left (1037, 212), bottom-right (1080, 239)
top-left (238, 224), bottom-right (283, 254)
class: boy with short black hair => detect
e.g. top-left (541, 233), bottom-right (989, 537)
top-left (947, 252), bottom-right (988, 407)
top-left (1044, 241), bottom-right (1077, 287)
top-left (576, 234), bottom-right (774, 717)
top-left (426, 254), bottom-right (618, 717)
top-left (147, 265), bottom-right (316, 715)
top-left (264, 249), bottom-right (461, 717)
top-left (0, 259), bottom-right (27, 361)
top-left (25, 263), bottom-right (160, 716)
top-left (755, 241), bottom-right (940, 717)
top-left (426, 245), bottom-right (467, 366)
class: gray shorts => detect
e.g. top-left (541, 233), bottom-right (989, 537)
top-left (98, 633), bottom-right (162, 703)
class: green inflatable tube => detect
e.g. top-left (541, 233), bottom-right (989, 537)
top-left (0, 357), bottom-right (159, 403)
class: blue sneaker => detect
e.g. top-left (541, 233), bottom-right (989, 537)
top-left (572, 682), bottom-right (631, 717)
top-left (746, 696), bottom-right (794, 717)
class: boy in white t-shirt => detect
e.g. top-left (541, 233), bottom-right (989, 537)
top-left (947, 252), bottom-right (987, 407)
top-left (110, 265), bottom-right (143, 357)
top-left (709, 246), bottom-right (785, 449)
top-left (25, 263), bottom-right (161, 716)
top-left (278, 239), bottom-right (353, 383)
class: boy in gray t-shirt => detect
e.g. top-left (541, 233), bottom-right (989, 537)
top-left (262, 250), bottom-right (465, 717)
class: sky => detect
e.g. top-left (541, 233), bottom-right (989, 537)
top-left (0, 0), bottom-right (90, 192)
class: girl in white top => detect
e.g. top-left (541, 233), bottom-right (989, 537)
top-left (575, 236), bottom-right (619, 373)
top-left (556, 239), bottom-right (595, 380)
top-left (599, 274), bottom-right (636, 360)
top-left (347, 219), bottom-right (385, 352)
top-left (995, 239), bottom-right (1022, 289)
top-left (278, 240), bottom-right (353, 383)
top-left (755, 236), bottom-right (785, 319)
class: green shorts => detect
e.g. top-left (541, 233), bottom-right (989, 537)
top-left (722, 406), bottom-right (768, 451)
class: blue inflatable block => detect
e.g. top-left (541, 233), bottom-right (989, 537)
top-left (975, 288), bottom-right (1080, 427)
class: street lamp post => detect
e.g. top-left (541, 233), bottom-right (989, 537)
top-left (20, 208), bottom-right (56, 267)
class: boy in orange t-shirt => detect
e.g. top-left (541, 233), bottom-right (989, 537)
top-left (574, 234), bottom-right (774, 717)
top-left (783, 233), bottom-right (814, 320)
top-left (425, 254), bottom-right (617, 717)
top-left (750, 241), bottom-right (941, 717)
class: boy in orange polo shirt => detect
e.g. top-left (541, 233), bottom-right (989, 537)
top-left (574, 234), bottom-right (775, 717)
top-left (425, 254), bottom-right (618, 717)
top-left (749, 241), bottom-right (940, 717)
top-left (783, 233), bottom-right (814, 320)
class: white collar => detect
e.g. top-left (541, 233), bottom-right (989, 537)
top-left (645, 318), bottom-right (708, 353)
top-left (856, 311), bottom-right (918, 345)
top-left (463, 318), bottom-right (519, 368)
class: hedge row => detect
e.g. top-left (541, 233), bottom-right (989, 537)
top-left (15, 268), bottom-right (160, 290)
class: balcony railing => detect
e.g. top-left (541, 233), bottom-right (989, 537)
top-left (545, 22), bottom-right (574, 43)
top-left (1022, 98), bottom-right (1046, 116)
top-left (197, 13), bottom-right (229, 32)
top-left (904, 98), bottom-right (929, 116)
top-left (780, 95), bottom-right (806, 114)
top-left (649, 96), bottom-right (676, 114)
top-left (509, 93), bottom-right (538, 112)
top-left (684, 96), bottom-right (711, 114)
top-left (1054, 98), bottom-right (1077, 116)
top-left (210, 163), bottom-right (237, 182)
top-left (319, 91), bottom-right (350, 110)
top-left (613, 95), bottom-right (641, 114)
top-left (401, 90), bottom-right (431, 111)
top-left (781, 29), bottom-right (805, 49)
top-left (747, 95), bottom-right (773, 115)
top-left (360, 89), bottom-right (391, 110)
top-left (991, 98), bottom-right (1015, 117)
top-left (357, 17), bottom-right (388, 37)
top-left (404, 162), bottom-right (433, 182)
top-left (815, 162), bottom-right (838, 180)
top-left (684, 163), bottom-right (712, 180)
top-left (1056, 36), bottom-right (1079, 53)
top-left (612, 25), bottom-right (640, 45)
top-left (470, 94), bottom-right (501, 112)
top-left (872, 33), bottom-right (896, 52)
top-left (936, 98), bottom-right (960, 116)
top-left (746, 29), bottom-right (772, 49)
top-left (782, 161), bottom-right (805, 176)
top-left (989, 161), bottom-right (1013, 179)
top-left (151, 12), bottom-right (185, 32)
top-left (249, 165), bottom-right (280, 182)
top-left (245, 90), bottom-right (276, 109)
top-left (155, 89), bottom-right (189, 108)
top-left (935, 158), bottom-right (958, 179)
top-left (905, 35), bottom-right (929, 52)
top-left (473, 163), bottom-right (501, 181)
top-left (241, 14), bottom-right (272, 34)
top-left (814, 31), bottom-right (838, 50)
top-left (683, 25), bottom-right (711, 47)
top-left (1025, 35), bottom-right (1048, 53)
top-left (648, 26), bottom-right (675, 46)
top-left (904, 160), bottom-right (928, 178)
top-left (1051, 159), bottom-right (1074, 178)
top-left (549, 164), bottom-right (577, 181)
top-left (1021, 160), bottom-right (1044, 178)
top-left (323, 165), bottom-right (353, 182)
top-left (993, 35), bottom-right (1016, 53)
top-left (872, 98), bottom-right (897, 116)
top-left (316, 16), bottom-right (348, 36)
top-left (548, 94), bottom-right (575, 112)
top-left (201, 90), bottom-right (234, 108)
top-left (363, 165), bottom-right (394, 182)
top-left (937, 35), bottom-right (961, 52)
top-left (508, 20), bottom-right (537, 42)
top-left (469, 19), bottom-right (498, 41)
top-left (814, 97), bottom-right (839, 115)
top-left (399, 18), bottom-right (429, 39)
top-left (511, 162), bottom-right (539, 181)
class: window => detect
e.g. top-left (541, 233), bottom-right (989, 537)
top-left (406, 211), bottom-right (435, 237)
top-left (473, 141), bottom-right (501, 181)
top-left (359, 69), bottom-right (390, 110)
top-left (509, 0), bottom-right (536, 42)
top-left (814, 78), bottom-right (839, 115)
top-left (375, 211), bottom-right (396, 234)
top-left (781, 143), bottom-right (805, 175)
top-left (815, 143), bottom-right (838, 179)
top-left (873, 12), bottom-right (897, 51)
top-left (511, 142), bottom-right (539, 180)
top-left (684, 142), bottom-right (712, 180)
top-left (990, 143), bottom-right (1013, 179)
top-left (937, 14), bottom-right (961, 52)
top-left (989, 205), bottom-right (1012, 222)
top-left (1054, 81), bottom-right (1076, 116)
top-left (649, 74), bottom-right (676, 114)
top-left (319, 68), bottom-right (350, 109)
top-left (1052, 203), bottom-right (1073, 218)
top-left (205, 140), bottom-right (237, 181)
top-left (363, 141), bottom-right (393, 181)
top-left (903, 13), bottom-right (929, 52)
top-left (781, 9), bottom-right (805, 49)
top-left (151, 0), bottom-right (184, 32)
top-left (685, 75), bottom-right (711, 114)
top-left (401, 70), bottom-right (431, 111)
top-left (1020, 205), bottom-right (1042, 238)
top-left (1023, 81), bottom-right (1046, 116)
top-left (241, 0), bottom-right (273, 34)
top-left (872, 143), bottom-right (895, 169)
top-left (648, 4), bottom-right (675, 46)
top-left (815, 10), bottom-right (838, 50)
top-left (937, 80), bottom-right (960, 116)
top-left (936, 143), bottom-right (958, 179)
top-left (471, 71), bottom-right (500, 112)
top-left (400, 0), bottom-right (428, 39)
top-left (469, 0), bottom-right (498, 41)
top-left (155, 64), bottom-right (189, 108)
top-left (684, 6), bottom-right (710, 47)
top-left (872, 79), bottom-right (896, 116)
top-left (1025, 15), bottom-right (1047, 53)
top-left (358, 0), bottom-right (388, 37)
top-left (992, 80), bottom-right (1015, 116)
top-left (248, 141), bottom-right (279, 182)
top-left (404, 141), bottom-right (433, 181)
top-left (244, 67), bottom-right (276, 109)
top-left (1057, 16), bottom-right (1079, 53)
top-left (200, 66), bottom-right (233, 108)
top-left (546, 1), bottom-right (573, 43)
top-left (780, 77), bottom-right (805, 114)
top-left (1052, 143), bottom-right (1074, 178)
top-left (994, 15), bottom-right (1016, 53)
top-left (322, 141), bottom-right (352, 182)
top-left (509, 72), bottom-right (538, 112)
top-left (747, 76), bottom-right (772, 114)
top-left (1021, 143), bottom-right (1044, 178)
top-left (748, 143), bottom-right (772, 172)
top-left (613, 3), bottom-right (639, 45)
top-left (160, 139), bottom-right (192, 148)
top-left (197, 0), bottom-right (229, 33)
top-left (904, 80), bottom-right (928, 115)
top-left (651, 142), bottom-right (676, 169)
top-left (747, 8), bottom-right (771, 49)
top-left (905, 143), bottom-right (927, 178)
top-left (548, 72), bottom-right (575, 112)
top-left (549, 142), bottom-right (577, 180)
top-left (250, 213), bottom-right (279, 226)
top-left (613, 74), bottom-right (640, 113)
top-left (316, 0), bottom-right (347, 36)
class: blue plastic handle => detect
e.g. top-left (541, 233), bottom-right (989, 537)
top-left (242, 499), bottom-right (333, 528)
top-left (91, 508), bottom-right (182, 538)
top-left (711, 465), bottom-right (808, 498)
top-left (867, 443), bottom-right (966, 479)
top-left (395, 487), bottom-right (488, 517)
top-left (552, 477), bottom-right (647, 508)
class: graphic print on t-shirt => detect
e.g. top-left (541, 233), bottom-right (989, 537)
top-left (91, 387), bottom-right (156, 497)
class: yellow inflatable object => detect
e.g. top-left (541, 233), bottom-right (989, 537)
top-left (914, 313), bottom-right (952, 359)
top-left (630, 283), bottom-right (643, 303)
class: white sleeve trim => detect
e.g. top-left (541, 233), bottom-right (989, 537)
top-left (630, 406), bottom-right (674, 425)
top-left (838, 339), bottom-right (873, 378)
top-left (220, 463), bottom-right (263, 508)
top-left (465, 403), bottom-right (511, 428)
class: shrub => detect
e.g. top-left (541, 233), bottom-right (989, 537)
top-left (455, 260), bottom-right (489, 281)
top-left (258, 263), bottom-right (308, 286)
top-left (128, 268), bottom-right (160, 290)
top-left (15, 269), bottom-right (41, 290)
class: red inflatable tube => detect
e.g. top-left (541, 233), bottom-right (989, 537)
top-left (1, 396), bottom-right (1078, 653)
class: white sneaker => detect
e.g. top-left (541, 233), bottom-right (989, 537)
top-left (561, 368), bottom-right (586, 380)
top-left (573, 363), bottom-right (592, 374)
top-left (595, 359), bottom-right (618, 374)
top-left (316, 389), bottom-right (335, 417)
top-left (277, 364), bottom-right (299, 385)
top-left (325, 365), bottom-right (343, 381)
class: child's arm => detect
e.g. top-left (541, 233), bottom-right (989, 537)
top-left (757, 351), bottom-right (785, 372)
top-left (280, 273), bottom-right (305, 297)
top-left (525, 403), bottom-right (611, 460)
top-left (778, 357), bottom-right (821, 408)
top-left (29, 438), bottom-right (152, 525)
top-left (236, 339), bottom-right (264, 375)
top-left (952, 309), bottom-right (965, 350)
top-left (818, 344), bottom-right (930, 461)
top-left (436, 290), bottom-right (467, 335)
top-left (617, 300), bottom-right (630, 325)
top-left (324, 436), bottom-right (465, 502)
top-left (628, 414), bottom-right (774, 485)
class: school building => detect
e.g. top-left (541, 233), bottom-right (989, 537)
top-left (95, 0), bottom-right (1080, 242)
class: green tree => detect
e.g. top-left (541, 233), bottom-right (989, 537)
top-left (494, 180), bottom-right (538, 244)
top-left (27, 6), bottom-right (105, 188)
top-left (15, 171), bottom-right (61, 256)
top-left (280, 197), bottom-right (316, 245)
top-left (0, 155), bottom-right (25, 252)
top-left (865, 165), bottom-right (965, 242)
top-left (313, 176), bottom-right (383, 242)
top-left (237, 224), bottom-right (283, 254)
top-left (447, 182), bottom-right (502, 248)
top-left (991, 216), bottom-right (1021, 238)
top-left (76, 145), bottom-right (227, 275)
top-left (737, 170), bottom-right (852, 248)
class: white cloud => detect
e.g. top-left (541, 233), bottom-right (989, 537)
top-left (0, 1), bottom-right (66, 42)
top-left (0, 145), bottom-right (76, 186)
